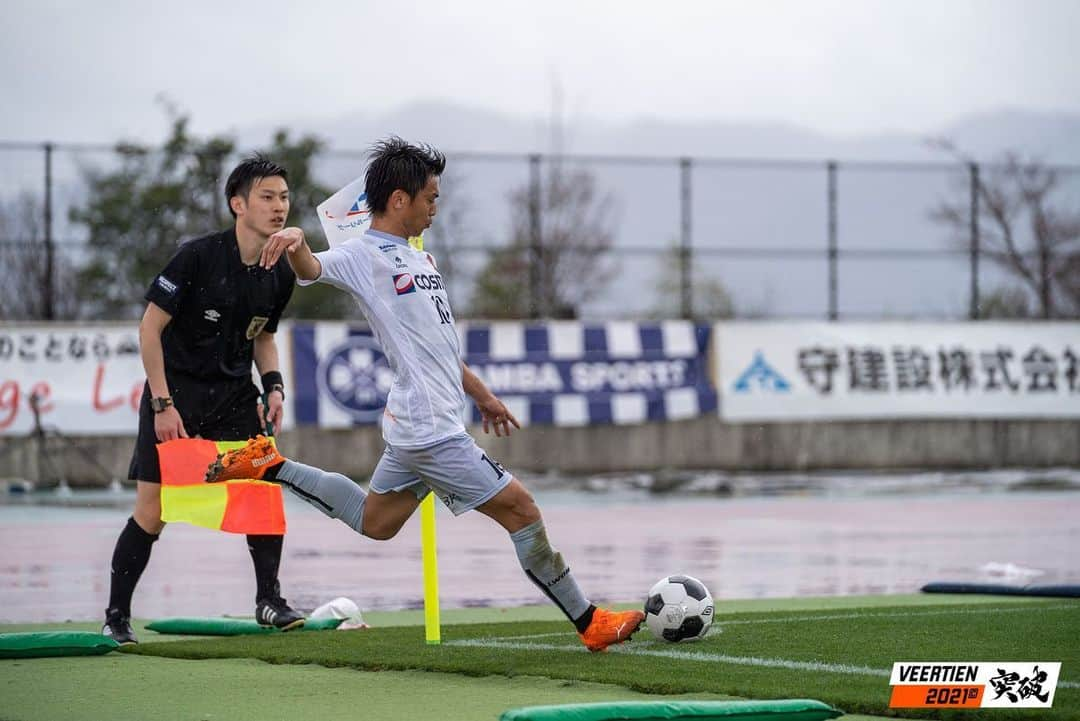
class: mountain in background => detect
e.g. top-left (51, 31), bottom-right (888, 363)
top-left (245, 103), bottom-right (1080, 163)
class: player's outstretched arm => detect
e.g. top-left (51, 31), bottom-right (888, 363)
top-left (462, 362), bottom-right (520, 437)
top-left (261, 227), bottom-right (322, 281)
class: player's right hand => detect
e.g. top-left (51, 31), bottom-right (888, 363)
top-left (154, 406), bottom-right (189, 442)
top-left (261, 227), bottom-right (306, 269)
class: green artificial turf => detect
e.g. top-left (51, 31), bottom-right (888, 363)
top-left (2, 596), bottom-right (1075, 721)
top-left (0, 654), bottom-right (742, 721)
top-left (119, 599), bottom-right (1079, 720)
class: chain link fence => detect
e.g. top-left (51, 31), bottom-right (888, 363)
top-left (2, 141), bottom-right (1077, 321)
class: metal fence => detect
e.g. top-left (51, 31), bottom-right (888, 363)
top-left (2, 140), bottom-right (1077, 321)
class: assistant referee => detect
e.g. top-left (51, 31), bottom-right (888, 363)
top-left (102, 156), bottom-right (301, 644)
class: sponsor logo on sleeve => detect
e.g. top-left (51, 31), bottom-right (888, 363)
top-left (156, 275), bottom-right (178, 295)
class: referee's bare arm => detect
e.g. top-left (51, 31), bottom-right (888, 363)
top-left (253, 331), bottom-right (285, 430)
top-left (261, 227), bottom-right (321, 281)
top-left (140, 302), bottom-right (188, 440)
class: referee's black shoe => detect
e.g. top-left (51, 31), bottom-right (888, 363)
top-left (255, 597), bottom-right (305, 632)
top-left (102, 608), bottom-right (138, 645)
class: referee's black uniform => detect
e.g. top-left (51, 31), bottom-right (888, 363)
top-left (129, 227), bottom-right (295, 480)
top-left (104, 227), bottom-right (300, 641)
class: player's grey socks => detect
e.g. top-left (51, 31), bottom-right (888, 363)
top-left (275, 461), bottom-right (367, 535)
top-left (510, 520), bottom-right (591, 624)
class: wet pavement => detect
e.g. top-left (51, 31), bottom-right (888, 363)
top-left (1, 485), bottom-right (1078, 623)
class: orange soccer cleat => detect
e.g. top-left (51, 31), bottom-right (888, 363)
top-left (204, 435), bottom-right (286, 482)
top-left (578, 608), bottom-right (646, 652)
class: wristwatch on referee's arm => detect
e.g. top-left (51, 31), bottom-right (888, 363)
top-left (150, 396), bottom-right (173, 414)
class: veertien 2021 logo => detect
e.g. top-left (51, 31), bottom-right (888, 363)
top-left (889, 661), bottom-right (1061, 709)
top-left (316, 335), bottom-right (394, 422)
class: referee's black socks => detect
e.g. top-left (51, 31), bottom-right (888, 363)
top-left (247, 534), bottom-right (284, 602)
top-left (107, 516), bottom-right (160, 617)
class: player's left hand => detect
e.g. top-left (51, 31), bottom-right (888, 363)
top-left (477, 396), bottom-right (521, 437)
top-left (263, 389), bottom-right (284, 433)
top-left (261, 227), bottom-right (306, 269)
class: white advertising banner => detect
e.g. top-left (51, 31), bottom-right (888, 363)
top-left (0, 323), bottom-right (293, 436)
top-left (0, 324), bottom-right (145, 435)
top-left (715, 322), bottom-right (1080, 421)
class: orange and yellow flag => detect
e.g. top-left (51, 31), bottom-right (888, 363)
top-left (157, 439), bottom-right (286, 535)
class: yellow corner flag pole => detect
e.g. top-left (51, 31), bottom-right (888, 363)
top-left (410, 232), bottom-right (441, 645)
top-left (420, 493), bottom-right (441, 644)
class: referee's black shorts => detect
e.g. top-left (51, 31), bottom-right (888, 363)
top-left (128, 376), bottom-right (263, 483)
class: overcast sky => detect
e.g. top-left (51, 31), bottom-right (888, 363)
top-left (5, 0), bottom-right (1079, 145)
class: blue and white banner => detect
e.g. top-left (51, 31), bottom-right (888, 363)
top-left (290, 324), bottom-right (393, 429)
top-left (460, 321), bottom-right (716, 426)
top-left (291, 321), bottom-right (717, 428)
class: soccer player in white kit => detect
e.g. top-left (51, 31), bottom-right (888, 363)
top-left (207, 137), bottom-right (644, 652)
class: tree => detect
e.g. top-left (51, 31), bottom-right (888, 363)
top-left (70, 112), bottom-right (346, 320)
top-left (930, 141), bottom-right (1080, 319)
top-left (649, 241), bottom-right (736, 320)
top-left (0, 192), bottom-right (79, 320)
top-left (470, 163), bottom-right (617, 319)
top-left (71, 114), bottom-right (234, 319)
top-left (974, 285), bottom-right (1033, 319)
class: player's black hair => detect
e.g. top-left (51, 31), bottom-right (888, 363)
top-left (224, 154), bottom-right (289, 218)
top-left (364, 137), bottom-right (446, 215)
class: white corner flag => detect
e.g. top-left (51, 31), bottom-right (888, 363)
top-left (316, 176), bottom-right (371, 248)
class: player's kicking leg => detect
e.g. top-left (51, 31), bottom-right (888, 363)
top-left (204, 435), bottom-right (416, 540)
top-left (475, 477), bottom-right (645, 652)
top-left (207, 435), bottom-right (645, 651)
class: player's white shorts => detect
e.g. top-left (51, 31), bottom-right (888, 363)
top-left (369, 432), bottom-right (512, 516)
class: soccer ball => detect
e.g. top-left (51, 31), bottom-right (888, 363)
top-left (643, 574), bottom-right (714, 642)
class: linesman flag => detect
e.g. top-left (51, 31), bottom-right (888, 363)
top-left (157, 439), bottom-right (286, 535)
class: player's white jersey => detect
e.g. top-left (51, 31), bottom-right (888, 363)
top-left (299, 229), bottom-right (466, 448)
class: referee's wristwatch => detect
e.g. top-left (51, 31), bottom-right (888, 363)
top-left (150, 396), bottom-right (174, 414)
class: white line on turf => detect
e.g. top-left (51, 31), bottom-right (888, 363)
top-left (446, 638), bottom-right (890, 676)
top-left (447, 604), bottom-right (1080, 688)
top-left (444, 638), bottom-right (1080, 689)
top-left (712, 603), bottom-right (1079, 626)
top-left (489, 603), bottom-right (1077, 642)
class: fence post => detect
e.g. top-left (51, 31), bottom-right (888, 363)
top-left (528, 153), bottom-right (542, 319)
top-left (43, 142), bottom-right (55, 321)
top-left (827, 160), bottom-right (838, 321)
top-left (969, 162), bottom-right (980, 320)
top-left (679, 157), bottom-right (693, 320)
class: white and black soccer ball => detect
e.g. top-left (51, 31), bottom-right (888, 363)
top-left (643, 574), bottom-right (714, 642)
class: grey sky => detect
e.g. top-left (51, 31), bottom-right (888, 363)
top-left (5, 0), bottom-right (1079, 144)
